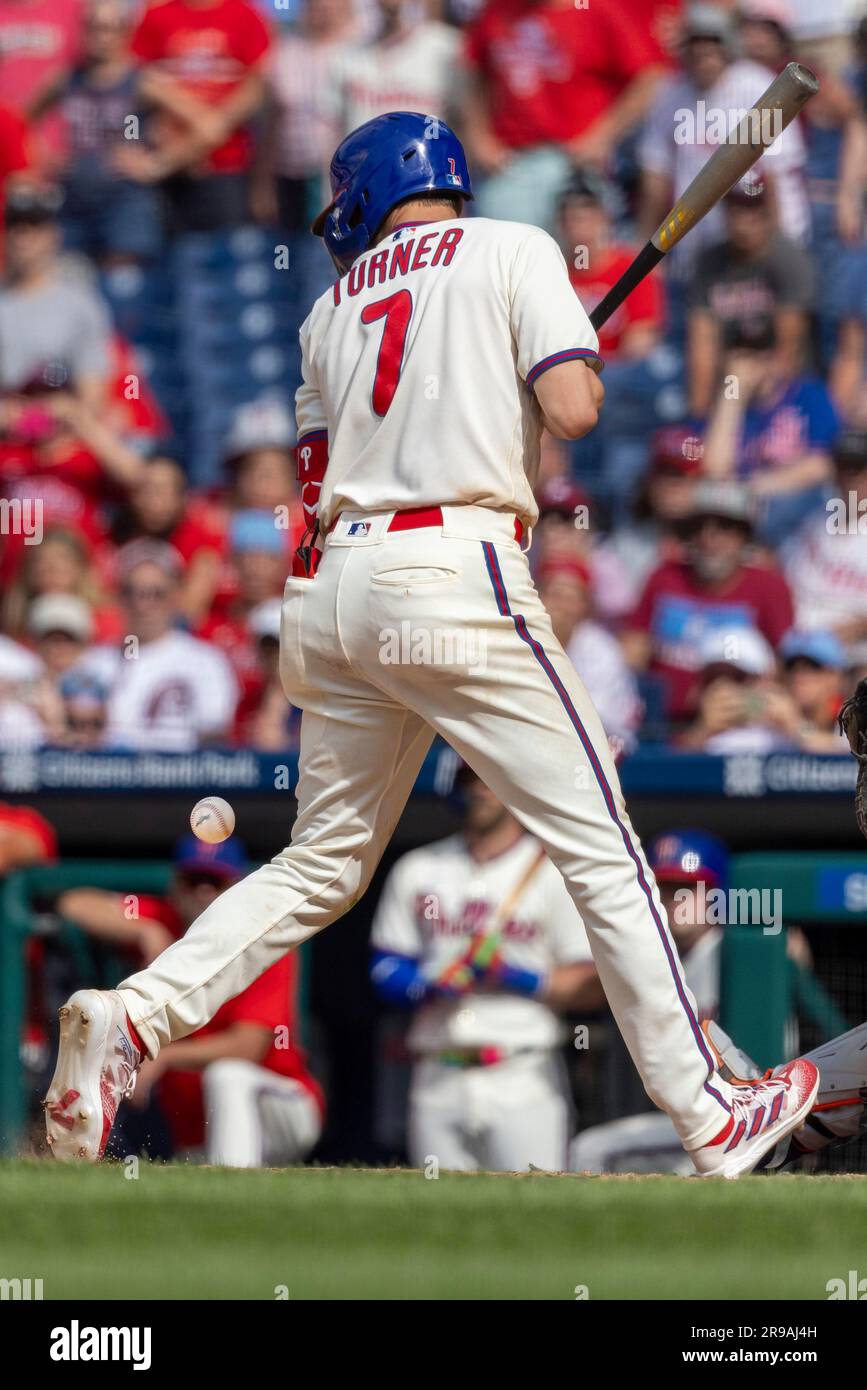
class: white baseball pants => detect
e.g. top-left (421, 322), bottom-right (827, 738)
top-left (409, 1052), bottom-right (572, 1172)
top-left (118, 506), bottom-right (732, 1151)
top-left (200, 1060), bottom-right (321, 1168)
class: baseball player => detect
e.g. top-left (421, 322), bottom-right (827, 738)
top-left (370, 767), bottom-right (604, 1171)
top-left (46, 111), bottom-right (818, 1177)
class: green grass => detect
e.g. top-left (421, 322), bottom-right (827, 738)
top-left (0, 1160), bottom-right (864, 1300)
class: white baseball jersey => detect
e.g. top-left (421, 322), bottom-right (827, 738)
top-left (79, 631), bottom-right (238, 752)
top-left (295, 217), bottom-right (601, 531)
top-left (371, 833), bottom-right (594, 1053)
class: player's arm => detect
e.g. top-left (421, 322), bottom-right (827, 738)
top-left (57, 889), bottom-right (174, 962)
top-left (511, 229), bottom-right (605, 441)
top-left (542, 962), bottom-right (606, 1013)
top-left (533, 360), bottom-right (604, 441)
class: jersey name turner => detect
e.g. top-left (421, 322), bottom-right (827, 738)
top-left (295, 217), bottom-right (601, 532)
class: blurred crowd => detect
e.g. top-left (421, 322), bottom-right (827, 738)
top-left (1, 0), bottom-right (867, 755)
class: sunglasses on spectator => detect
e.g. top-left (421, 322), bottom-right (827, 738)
top-left (67, 713), bottom-right (106, 732)
top-left (122, 584), bottom-right (172, 601)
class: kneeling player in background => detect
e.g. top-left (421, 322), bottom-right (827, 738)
top-left (370, 767), bottom-right (605, 1172)
top-left (58, 835), bottom-right (323, 1168)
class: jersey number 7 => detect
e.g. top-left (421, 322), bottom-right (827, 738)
top-left (361, 289), bottom-right (413, 417)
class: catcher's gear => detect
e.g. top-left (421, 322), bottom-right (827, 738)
top-left (839, 677), bottom-right (867, 840)
top-left (312, 111), bottom-right (473, 274)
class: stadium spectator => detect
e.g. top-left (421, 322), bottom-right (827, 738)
top-left (0, 86), bottom-right (30, 263)
top-left (536, 556), bottom-right (641, 752)
top-left (25, 591), bottom-right (94, 741)
top-left (327, 0), bottom-right (462, 139)
top-left (639, 3), bottom-right (808, 329)
top-left (1, 524), bottom-right (120, 643)
top-left (605, 424), bottom-right (702, 601)
top-left (533, 474), bottom-right (636, 626)
top-left (463, 0), bottom-right (663, 231)
top-left (197, 509), bottom-right (286, 723)
top-left (77, 539), bottom-right (239, 750)
top-left (0, 626), bottom-right (45, 747)
top-left (29, 0), bottom-right (161, 265)
top-left (0, 797), bottom-right (56, 873)
top-left (782, 428), bottom-right (867, 669)
top-left (220, 397), bottom-right (303, 565)
top-left (0, 0), bottom-right (83, 173)
top-left (0, 183), bottom-right (112, 407)
top-left (737, 0), bottom-right (794, 72)
top-left (558, 167), bottom-right (663, 363)
top-left (778, 628), bottom-right (852, 752)
top-left (622, 480), bottom-right (795, 723)
top-left (252, 0), bottom-right (360, 314)
top-left (701, 321), bottom-right (838, 545)
top-left (677, 624), bottom-right (797, 752)
top-left (120, 0), bottom-right (271, 234)
top-left (60, 834), bottom-right (324, 1167)
top-left (56, 667), bottom-right (108, 748)
top-left (686, 177), bottom-right (813, 417)
top-left (237, 596), bottom-right (298, 749)
top-left (370, 768), bottom-right (602, 1172)
top-left (111, 455), bottom-right (225, 625)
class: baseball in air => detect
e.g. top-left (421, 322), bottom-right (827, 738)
top-left (190, 797), bottom-right (236, 844)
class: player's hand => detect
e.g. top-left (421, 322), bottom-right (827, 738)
top-left (429, 954), bottom-right (476, 997)
top-left (463, 931), bottom-right (503, 983)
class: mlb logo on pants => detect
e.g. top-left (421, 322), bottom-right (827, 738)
top-left (347, 521), bottom-right (371, 537)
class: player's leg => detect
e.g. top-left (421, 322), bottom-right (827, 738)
top-left (481, 1053), bottom-right (572, 1173)
top-left (570, 1113), bottom-right (691, 1176)
top-left (45, 690), bottom-right (432, 1159)
top-left (348, 522), bottom-right (817, 1171)
top-left (407, 1060), bottom-right (482, 1172)
top-left (201, 1060), bottom-right (322, 1168)
top-left (116, 698), bottom-right (432, 1057)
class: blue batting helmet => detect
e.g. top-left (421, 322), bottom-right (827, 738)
top-left (648, 829), bottom-right (730, 890)
top-left (312, 111), bottom-right (473, 274)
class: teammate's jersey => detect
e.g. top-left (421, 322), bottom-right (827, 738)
top-left (295, 217), bottom-right (601, 531)
top-left (371, 832), bottom-right (594, 1052)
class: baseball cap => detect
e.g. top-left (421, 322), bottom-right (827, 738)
top-left (536, 556), bottom-right (592, 588)
top-left (28, 593), bottom-right (93, 643)
top-left (683, 3), bottom-right (734, 44)
top-left (650, 425), bottom-right (704, 476)
top-left (229, 510), bottom-right (285, 556)
top-left (691, 480), bottom-right (754, 528)
top-left (248, 597), bottom-right (282, 641)
top-left (172, 833), bottom-right (247, 882)
top-left (20, 359), bottom-right (75, 396)
top-left (558, 166), bottom-right (618, 216)
top-left (780, 628), bottom-right (846, 671)
top-left (58, 669), bottom-right (109, 706)
top-left (536, 477), bottom-right (592, 521)
top-left (738, 0), bottom-right (792, 32)
top-left (5, 182), bottom-right (63, 226)
top-left (698, 625), bottom-right (776, 677)
top-left (649, 829), bottom-right (729, 889)
top-left (834, 429), bottom-right (867, 471)
top-left (223, 398), bottom-right (295, 465)
top-left (117, 538), bottom-right (183, 582)
top-left (725, 175), bottom-right (768, 208)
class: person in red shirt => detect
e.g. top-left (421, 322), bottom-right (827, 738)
top-left (58, 833), bottom-right (324, 1167)
top-left (0, 799), bottom-right (56, 872)
top-left (0, 0), bottom-right (82, 172)
top-left (558, 167), bottom-right (663, 362)
top-left (622, 479), bottom-right (795, 723)
top-left (118, 0), bottom-right (271, 233)
top-left (0, 95), bottom-right (30, 263)
top-left (462, 0), bottom-right (664, 229)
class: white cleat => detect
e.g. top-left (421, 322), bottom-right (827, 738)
top-left (689, 1058), bottom-right (820, 1179)
top-left (43, 990), bottom-right (141, 1162)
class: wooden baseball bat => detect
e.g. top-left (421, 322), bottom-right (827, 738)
top-left (589, 62), bottom-right (819, 333)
